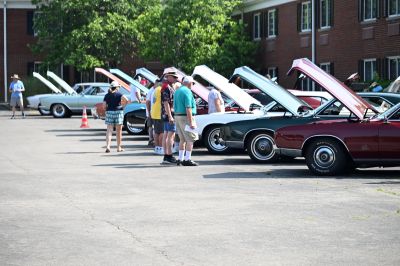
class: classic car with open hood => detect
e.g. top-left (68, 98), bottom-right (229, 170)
top-left (274, 102), bottom-right (400, 176)
top-left (27, 72), bottom-right (63, 115)
top-left (219, 58), bottom-right (399, 163)
top-left (39, 69), bottom-right (130, 118)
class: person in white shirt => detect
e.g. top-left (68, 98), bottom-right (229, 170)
top-left (207, 87), bottom-right (225, 114)
top-left (130, 83), bottom-right (142, 103)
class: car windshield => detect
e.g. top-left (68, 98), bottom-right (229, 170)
top-left (375, 102), bottom-right (400, 120)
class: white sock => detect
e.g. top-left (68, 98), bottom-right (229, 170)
top-left (178, 150), bottom-right (185, 161)
top-left (184, 151), bottom-right (192, 161)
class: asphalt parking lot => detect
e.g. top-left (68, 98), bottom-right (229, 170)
top-left (0, 110), bottom-right (399, 266)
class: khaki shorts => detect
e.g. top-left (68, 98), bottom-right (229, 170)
top-left (175, 115), bottom-right (198, 143)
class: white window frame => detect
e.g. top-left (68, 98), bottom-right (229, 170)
top-left (388, 56), bottom-right (400, 80)
top-left (388, 0), bottom-right (400, 17)
top-left (33, 11), bottom-right (42, 37)
top-left (320, 0), bottom-right (331, 29)
top-left (253, 13), bottom-right (261, 40)
top-left (364, 58), bottom-right (376, 81)
top-left (301, 1), bottom-right (312, 32)
top-left (268, 67), bottom-right (277, 79)
top-left (267, 9), bottom-right (277, 38)
top-left (363, 0), bottom-right (377, 21)
top-left (320, 62), bottom-right (331, 74)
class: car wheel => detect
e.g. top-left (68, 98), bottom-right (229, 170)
top-left (38, 104), bottom-right (50, 116)
top-left (204, 126), bottom-right (230, 154)
top-left (51, 104), bottom-right (69, 118)
top-left (246, 132), bottom-right (278, 163)
top-left (305, 138), bottom-right (348, 176)
top-left (124, 119), bottom-right (145, 135)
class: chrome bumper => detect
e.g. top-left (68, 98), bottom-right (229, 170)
top-left (275, 148), bottom-right (302, 158)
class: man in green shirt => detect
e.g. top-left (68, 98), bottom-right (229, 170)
top-left (173, 76), bottom-right (198, 166)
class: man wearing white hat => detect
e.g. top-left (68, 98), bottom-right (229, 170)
top-left (173, 76), bottom-right (199, 166)
top-left (9, 74), bottom-right (25, 119)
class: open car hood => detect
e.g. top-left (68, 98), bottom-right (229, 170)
top-left (192, 65), bottom-right (261, 111)
top-left (47, 71), bottom-right (76, 95)
top-left (109, 69), bottom-right (149, 94)
top-left (230, 66), bottom-right (309, 115)
top-left (163, 67), bottom-right (209, 101)
top-left (384, 76), bottom-right (400, 93)
top-left (288, 58), bottom-right (378, 120)
top-left (33, 72), bottom-right (62, 94)
top-left (95, 68), bottom-right (130, 92)
top-left (134, 68), bottom-right (159, 84)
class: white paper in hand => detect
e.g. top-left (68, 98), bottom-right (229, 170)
top-left (184, 125), bottom-right (199, 134)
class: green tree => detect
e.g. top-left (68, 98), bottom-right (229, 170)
top-left (135, 0), bottom-right (257, 74)
top-left (31, 0), bottom-right (156, 71)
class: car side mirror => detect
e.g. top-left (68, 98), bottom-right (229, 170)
top-left (383, 115), bottom-right (390, 124)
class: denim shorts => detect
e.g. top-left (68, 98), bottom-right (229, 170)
top-left (163, 121), bottom-right (176, 132)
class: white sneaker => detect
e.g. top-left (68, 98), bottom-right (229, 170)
top-left (158, 148), bottom-right (165, 155)
top-left (154, 147), bottom-right (159, 154)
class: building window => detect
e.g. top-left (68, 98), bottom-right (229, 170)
top-left (363, 0), bottom-right (378, 21)
top-left (364, 59), bottom-right (377, 81)
top-left (388, 57), bottom-right (400, 80)
top-left (253, 13), bottom-right (261, 40)
top-left (389, 0), bottom-right (400, 16)
top-left (301, 1), bottom-right (312, 31)
top-left (320, 0), bottom-right (332, 28)
top-left (267, 9), bottom-right (277, 37)
top-left (320, 62), bottom-right (331, 74)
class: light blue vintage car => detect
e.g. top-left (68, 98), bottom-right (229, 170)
top-left (39, 83), bottom-right (130, 118)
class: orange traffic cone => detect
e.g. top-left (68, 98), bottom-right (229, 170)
top-left (80, 106), bottom-right (90, 128)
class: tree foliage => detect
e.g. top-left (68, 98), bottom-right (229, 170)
top-left (31, 0), bottom-right (156, 71)
top-left (135, 0), bottom-right (258, 74)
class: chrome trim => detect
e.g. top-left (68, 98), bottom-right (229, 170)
top-left (301, 135), bottom-right (350, 153)
top-left (243, 128), bottom-right (275, 142)
top-left (275, 148), bottom-right (302, 157)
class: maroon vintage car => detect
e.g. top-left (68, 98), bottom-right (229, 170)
top-left (275, 77), bottom-right (400, 175)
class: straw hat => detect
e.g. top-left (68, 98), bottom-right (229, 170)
top-left (10, 74), bottom-right (20, 79)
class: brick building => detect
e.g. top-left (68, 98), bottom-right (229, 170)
top-left (0, 0), bottom-right (162, 103)
top-left (238, 0), bottom-right (400, 90)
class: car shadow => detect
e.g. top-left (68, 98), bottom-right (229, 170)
top-left (93, 163), bottom-right (168, 169)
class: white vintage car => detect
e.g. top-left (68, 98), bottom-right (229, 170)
top-left (193, 66), bottom-right (332, 154)
top-left (27, 72), bottom-right (65, 115)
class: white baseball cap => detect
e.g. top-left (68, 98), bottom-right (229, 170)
top-left (110, 81), bottom-right (120, 87)
top-left (182, 76), bottom-right (194, 84)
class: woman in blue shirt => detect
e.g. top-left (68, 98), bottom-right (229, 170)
top-left (103, 81), bottom-right (129, 153)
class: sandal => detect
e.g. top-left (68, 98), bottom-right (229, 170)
top-left (117, 148), bottom-right (125, 152)
top-left (105, 148), bottom-right (111, 153)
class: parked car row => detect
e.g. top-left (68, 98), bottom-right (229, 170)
top-left (27, 58), bottom-right (400, 176)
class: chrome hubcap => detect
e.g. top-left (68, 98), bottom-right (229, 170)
top-left (208, 128), bottom-right (227, 151)
top-left (252, 135), bottom-right (274, 160)
top-left (54, 105), bottom-right (65, 116)
top-left (314, 146), bottom-right (335, 168)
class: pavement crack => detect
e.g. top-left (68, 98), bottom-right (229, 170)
top-left (59, 191), bottom-right (184, 266)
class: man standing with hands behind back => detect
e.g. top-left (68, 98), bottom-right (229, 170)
top-left (174, 76), bottom-right (199, 166)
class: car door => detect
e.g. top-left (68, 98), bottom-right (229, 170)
top-left (378, 107), bottom-right (400, 160)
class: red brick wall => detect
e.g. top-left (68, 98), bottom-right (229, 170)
top-left (243, 0), bottom-right (400, 89)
